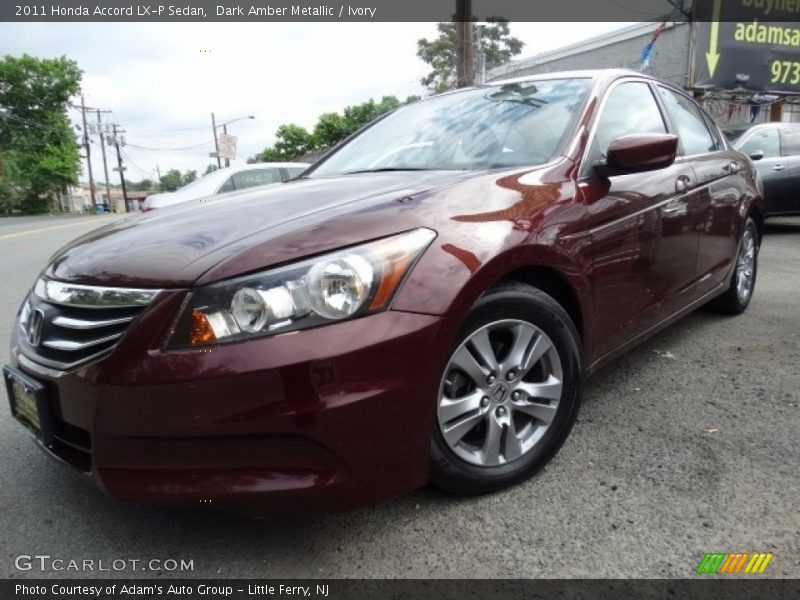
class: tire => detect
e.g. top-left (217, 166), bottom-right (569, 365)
top-left (708, 217), bottom-right (759, 315)
top-left (429, 281), bottom-right (583, 495)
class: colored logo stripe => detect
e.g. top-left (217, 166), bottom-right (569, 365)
top-left (696, 552), bottom-right (773, 574)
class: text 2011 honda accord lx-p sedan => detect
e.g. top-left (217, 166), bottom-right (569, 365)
top-left (5, 70), bottom-right (763, 516)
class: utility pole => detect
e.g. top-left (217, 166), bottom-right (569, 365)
top-left (94, 110), bottom-right (113, 208)
top-left (211, 112), bottom-right (221, 168)
top-left (454, 0), bottom-right (474, 88)
top-left (111, 124), bottom-right (129, 213)
top-left (79, 95), bottom-right (97, 209)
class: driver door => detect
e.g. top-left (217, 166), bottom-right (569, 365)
top-left (579, 81), bottom-right (700, 358)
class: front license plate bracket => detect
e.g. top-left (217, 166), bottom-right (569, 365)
top-left (3, 365), bottom-right (55, 448)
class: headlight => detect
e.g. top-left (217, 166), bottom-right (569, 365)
top-left (165, 228), bottom-right (436, 349)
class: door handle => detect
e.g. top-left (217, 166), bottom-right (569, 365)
top-left (675, 175), bottom-right (692, 194)
top-left (773, 164), bottom-right (786, 171)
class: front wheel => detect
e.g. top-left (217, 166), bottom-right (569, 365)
top-left (429, 282), bottom-right (583, 495)
top-left (709, 217), bottom-right (759, 315)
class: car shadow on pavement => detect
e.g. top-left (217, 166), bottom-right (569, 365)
top-left (763, 216), bottom-right (800, 236)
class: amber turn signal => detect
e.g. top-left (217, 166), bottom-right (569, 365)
top-left (190, 310), bottom-right (216, 345)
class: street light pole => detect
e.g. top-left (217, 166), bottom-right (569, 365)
top-left (211, 112), bottom-right (221, 169)
top-left (212, 115), bottom-right (254, 167)
top-left (223, 123), bottom-right (230, 168)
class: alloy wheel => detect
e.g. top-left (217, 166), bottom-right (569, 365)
top-left (437, 319), bottom-right (563, 467)
top-left (736, 227), bottom-right (756, 303)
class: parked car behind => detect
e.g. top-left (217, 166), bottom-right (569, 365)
top-left (5, 70), bottom-right (763, 516)
top-left (734, 122), bottom-right (800, 216)
top-left (142, 162), bottom-right (309, 211)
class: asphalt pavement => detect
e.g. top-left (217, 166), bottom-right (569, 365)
top-left (0, 214), bottom-right (798, 579)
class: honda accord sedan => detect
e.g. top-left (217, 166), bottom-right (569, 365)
top-left (5, 70), bottom-right (763, 516)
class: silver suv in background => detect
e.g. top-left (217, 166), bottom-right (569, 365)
top-left (142, 162), bottom-right (309, 211)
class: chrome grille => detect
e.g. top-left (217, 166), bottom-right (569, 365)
top-left (17, 278), bottom-right (161, 371)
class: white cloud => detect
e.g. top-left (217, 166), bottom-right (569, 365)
top-left (0, 21), bottom-right (631, 184)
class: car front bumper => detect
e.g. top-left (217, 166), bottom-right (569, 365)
top-left (8, 291), bottom-right (455, 516)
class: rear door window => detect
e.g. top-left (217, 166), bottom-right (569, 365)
top-left (700, 111), bottom-right (725, 151)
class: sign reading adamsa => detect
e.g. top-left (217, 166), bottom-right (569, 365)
top-left (693, 0), bottom-right (800, 92)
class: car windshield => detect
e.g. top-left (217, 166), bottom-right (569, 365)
top-left (309, 78), bottom-right (592, 177)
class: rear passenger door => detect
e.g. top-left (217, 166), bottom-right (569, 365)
top-left (655, 86), bottom-right (743, 295)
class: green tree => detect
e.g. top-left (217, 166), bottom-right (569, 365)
top-left (254, 96), bottom-right (420, 162)
top-left (259, 124), bottom-right (316, 161)
top-left (417, 20), bottom-right (523, 93)
top-left (182, 170), bottom-right (197, 185)
top-left (158, 169), bottom-right (183, 192)
top-left (312, 112), bottom-right (350, 149)
top-left (128, 178), bottom-right (153, 191)
top-left (0, 54), bottom-right (82, 214)
top-left (203, 163), bottom-right (218, 175)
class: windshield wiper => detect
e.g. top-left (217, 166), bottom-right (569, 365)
top-left (341, 167), bottom-right (436, 175)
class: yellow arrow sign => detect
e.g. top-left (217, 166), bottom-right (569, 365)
top-left (706, 0), bottom-right (722, 77)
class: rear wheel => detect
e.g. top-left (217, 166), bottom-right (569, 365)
top-left (429, 281), bottom-right (583, 495)
top-left (709, 217), bottom-right (759, 315)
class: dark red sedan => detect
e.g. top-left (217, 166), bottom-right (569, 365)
top-left (5, 70), bottom-right (763, 516)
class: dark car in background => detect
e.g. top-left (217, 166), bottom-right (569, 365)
top-left (734, 122), bottom-right (800, 216)
top-left (4, 70), bottom-right (763, 516)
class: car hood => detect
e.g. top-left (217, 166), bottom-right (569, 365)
top-left (47, 170), bottom-right (473, 288)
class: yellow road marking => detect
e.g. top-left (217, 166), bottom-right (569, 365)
top-left (0, 217), bottom-right (111, 241)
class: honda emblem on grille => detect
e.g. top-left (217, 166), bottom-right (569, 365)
top-left (26, 308), bottom-right (45, 347)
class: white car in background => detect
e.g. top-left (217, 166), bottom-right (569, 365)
top-left (142, 162), bottom-right (309, 211)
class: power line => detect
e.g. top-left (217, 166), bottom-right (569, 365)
top-left (125, 140), bottom-right (215, 152)
top-left (120, 149), bottom-right (154, 177)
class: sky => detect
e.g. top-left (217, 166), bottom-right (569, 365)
top-left (0, 21), bottom-right (633, 185)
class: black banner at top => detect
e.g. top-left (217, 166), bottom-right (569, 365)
top-left (0, 0), bottom-right (769, 23)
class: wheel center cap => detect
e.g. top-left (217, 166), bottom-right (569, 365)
top-left (490, 382), bottom-right (510, 404)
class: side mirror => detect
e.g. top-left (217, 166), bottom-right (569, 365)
top-left (748, 150), bottom-right (764, 161)
top-left (594, 133), bottom-right (679, 178)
